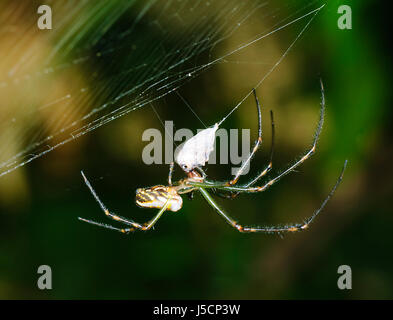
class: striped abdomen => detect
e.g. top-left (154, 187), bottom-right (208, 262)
top-left (135, 185), bottom-right (183, 212)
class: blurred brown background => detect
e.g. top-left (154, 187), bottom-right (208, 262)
top-left (0, 0), bottom-right (391, 299)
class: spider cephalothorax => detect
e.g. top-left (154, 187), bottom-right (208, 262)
top-left (79, 80), bottom-right (347, 234)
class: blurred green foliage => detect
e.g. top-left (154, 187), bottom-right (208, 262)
top-left (0, 0), bottom-right (391, 299)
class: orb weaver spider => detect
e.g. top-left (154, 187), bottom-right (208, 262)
top-left (79, 80), bottom-right (347, 234)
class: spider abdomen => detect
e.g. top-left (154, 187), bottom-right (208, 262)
top-left (135, 185), bottom-right (183, 212)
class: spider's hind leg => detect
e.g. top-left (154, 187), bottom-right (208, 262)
top-left (80, 171), bottom-right (171, 233)
top-left (78, 217), bottom-right (135, 234)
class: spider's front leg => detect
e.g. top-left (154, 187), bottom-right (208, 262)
top-left (218, 79), bottom-right (326, 196)
top-left (168, 162), bottom-right (175, 186)
top-left (211, 109), bottom-right (274, 200)
top-left (226, 89), bottom-right (265, 186)
top-left (199, 160), bottom-right (347, 234)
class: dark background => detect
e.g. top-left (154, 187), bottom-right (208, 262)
top-left (0, 0), bottom-right (392, 299)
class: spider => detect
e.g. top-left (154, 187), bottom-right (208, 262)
top-left (79, 80), bottom-right (347, 234)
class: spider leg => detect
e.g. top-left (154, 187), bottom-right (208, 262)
top-left (80, 171), bottom-right (142, 228)
top-left (198, 160), bottom-right (346, 233)
top-left (244, 109), bottom-right (275, 187)
top-left (223, 110), bottom-right (275, 199)
top-left (227, 88), bottom-right (263, 186)
top-left (168, 162), bottom-right (175, 186)
top-left (79, 171), bottom-right (170, 232)
top-left (78, 217), bottom-right (135, 234)
top-left (195, 166), bottom-right (207, 179)
top-left (79, 204), bottom-right (169, 233)
top-left (220, 79), bottom-right (325, 194)
top-left (142, 202), bottom-right (170, 230)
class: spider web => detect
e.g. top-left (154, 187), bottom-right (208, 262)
top-left (0, 0), bottom-right (325, 178)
